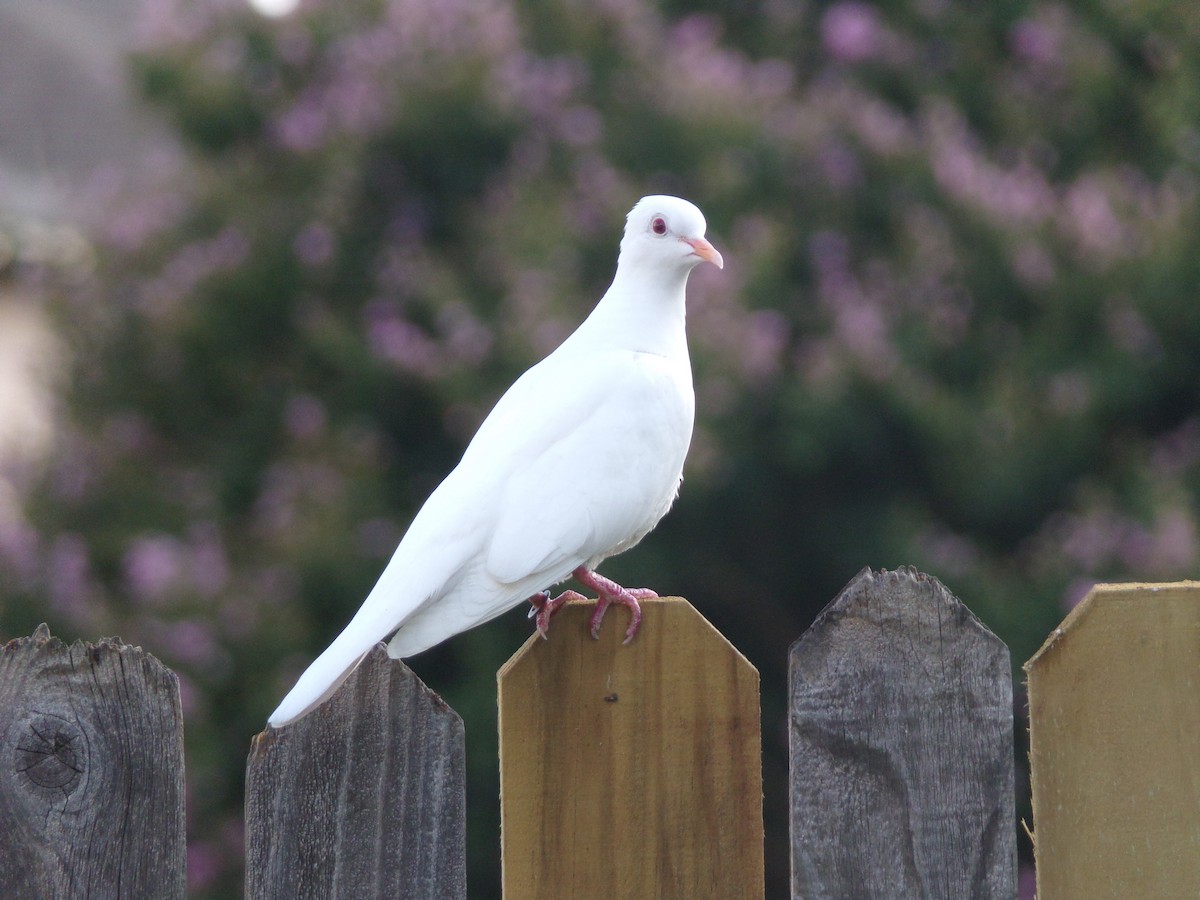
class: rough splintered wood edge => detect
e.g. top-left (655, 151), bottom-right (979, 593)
top-left (497, 595), bottom-right (765, 900)
top-left (245, 641), bottom-right (467, 900)
top-left (789, 565), bottom-right (1004, 657)
top-left (3, 622), bottom-right (172, 665)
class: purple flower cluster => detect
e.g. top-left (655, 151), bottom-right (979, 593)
top-left (138, 227), bottom-right (250, 317)
top-left (123, 524), bottom-right (230, 605)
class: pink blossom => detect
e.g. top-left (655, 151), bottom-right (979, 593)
top-left (918, 526), bottom-right (981, 579)
top-left (365, 308), bottom-right (443, 378)
top-left (1057, 509), bottom-right (1125, 571)
top-left (103, 412), bottom-right (155, 455)
top-left (277, 25), bottom-right (313, 66)
top-left (187, 840), bottom-right (223, 893)
top-left (0, 511), bottom-right (39, 584)
top-left (1063, 176), bottom-right (1126, 257)
top-left (438, 303), bottom-right (494, 366)
top-left (124, 534), bottom-right (186, 603)
top-left (285, 394), bottom-right (328, 440)
top-left (1019, 863), bottom-right (1037, 899)
top-left (1010, 19), bottom-right (1061, 67)
top-left (253, 462), bottom-right (344, 537)
top-left (95, 180), bottom-right (188, 254)
top-left (846, 95), bottom-right (913, 156)
top-left (741, 310), bottom-right (790, 382)
top-left (188, 522), bottom-right (230, 596)
top-left (1105, 303), bottom-right (1158, 356)
top-left (48, 533), bottom-right (94, 623)
top-left (928, 116), bottom-right (1055, 227)
top-left (1011, 242), bottom-right (1056, 287)
top-left (817, 139), bottom-right (863, 190)
top-left (559, 106), bottom-right (603, 147)
top-left (822, 2), bottom-right (882, 64)
top-left (1045, 371), bottom-right (1090, 416)
top-left (293, 222), bottom-right (335, 267)
top-left (1150, 418), bottom-right (1200, 476)
top-left (1144, 508), bottom-right (1198, 572)
top-left (163, 618), bottom-right (223, 668)
top-left (52, 449), bottom-right (94, 503)
top-left (1061, 578), bottom-right (1095, 612)
top-left (273, 100), bottom-right (327, 152)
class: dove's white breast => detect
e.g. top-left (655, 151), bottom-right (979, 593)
top-left (458, 342), bottom-right (694, 587)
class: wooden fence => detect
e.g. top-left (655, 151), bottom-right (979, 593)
top-left (1, 567), bottom-right (1197, 898)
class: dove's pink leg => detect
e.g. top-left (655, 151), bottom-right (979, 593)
top-left (573, 566), bottom-right (657, 644)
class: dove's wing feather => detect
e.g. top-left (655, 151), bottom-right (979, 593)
top-left (484, 348), bottom-right (693, 584)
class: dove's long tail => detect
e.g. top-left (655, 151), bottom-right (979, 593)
top-left (267, 611), bottom-right (393, 727)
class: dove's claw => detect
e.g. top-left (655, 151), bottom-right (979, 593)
top-left (587, 596), bottom-right (611, 640)
top-left (573, 566), bottom-right (656, 643)
top-left (526, 591), bottom-right (549, 619)
top-left (529, 588), bottom-right (585, 638)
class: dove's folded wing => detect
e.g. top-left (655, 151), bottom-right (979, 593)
top-left (481, 350), bottom-right (693, 589)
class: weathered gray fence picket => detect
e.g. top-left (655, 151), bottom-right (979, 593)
top-left (244, 643), bottom-right (466, 899)
top-left (788, 567), bottom-right (1017, 898)
top-left (0, 624), bottom-right (186, 898)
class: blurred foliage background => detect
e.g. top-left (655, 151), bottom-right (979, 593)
top-left (2, 0), bottom-right (1199, 895)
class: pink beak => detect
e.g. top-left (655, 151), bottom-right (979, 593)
top-left (685, 236), bottom-right (724, 270)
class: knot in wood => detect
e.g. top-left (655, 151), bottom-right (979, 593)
top-left (16, 714), bottom-right (84, 794)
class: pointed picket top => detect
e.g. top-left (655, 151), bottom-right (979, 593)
top-left (1025, 581), bottom-right (1200, 899)
top-left (498, 596), bottom-right (764, 899)
top-left (246, 643), bottom-right (466, 900)
top-left (789, 567), bottom-right (1015, 898)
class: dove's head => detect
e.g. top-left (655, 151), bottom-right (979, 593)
top-left (618, 195), bottom-right (723, 275)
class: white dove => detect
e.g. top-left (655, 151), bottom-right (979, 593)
top-left (268, 195), bottom-right (722, 727)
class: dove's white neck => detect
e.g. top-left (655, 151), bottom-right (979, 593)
top-left (573, 261), bottom-right (693, 358)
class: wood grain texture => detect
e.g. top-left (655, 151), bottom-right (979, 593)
top-left (245, 643), bottom-right (465, 900)
top-left (1025, 582), bottom-right (1200, 899)
top-left (498, 596), bottom-right (764, 900)
top-left (0, 623), bottom-right (186, 897)
top-left (789, 567), bottom-right (1015, 899)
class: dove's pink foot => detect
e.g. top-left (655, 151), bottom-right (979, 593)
top-left (527, 567), bottom-right (657, 642)
top-left (572, 566), bottom-right (657, 644)
top-left (527, 588), bottom-right (586, 639)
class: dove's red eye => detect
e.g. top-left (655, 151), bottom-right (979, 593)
top-left (651, 216), bottom-right (667, 235)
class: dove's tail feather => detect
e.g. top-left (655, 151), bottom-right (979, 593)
top-left (267, 616), bottom-right (390, 727)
